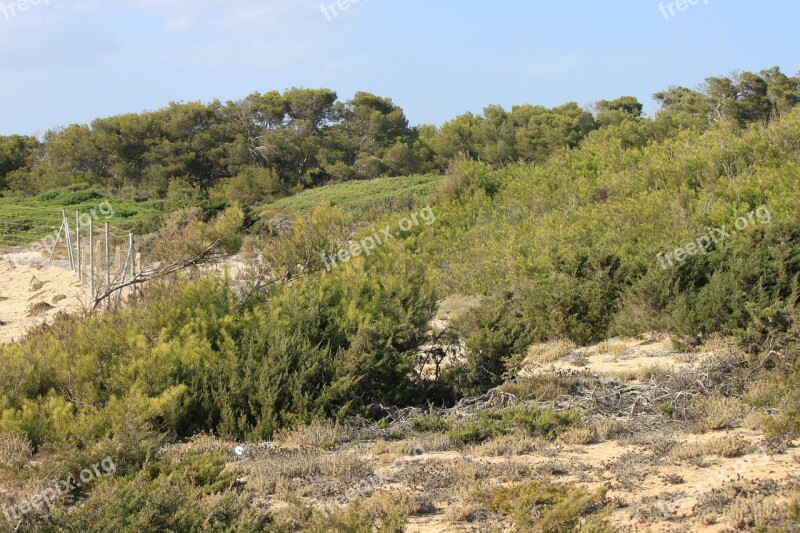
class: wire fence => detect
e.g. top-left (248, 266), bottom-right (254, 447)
top-left (0, 205), bottom-right (63, 252)
top-left (0, 205), bottom-right (140, 307)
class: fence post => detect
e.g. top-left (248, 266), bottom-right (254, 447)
top-left (89, 218), bottom-right (94, 299)
top-left (130, 234), bottom-right (136, 279)
top-left (116, 236), bottom-right (133, 306)
top-left (63, 209), bottom-right (75, 271)
top-left (105, 222), bottom-right (111, 307)
top-left (128, 233), bottom-right (135, 300)
top-left (75, 211), bottom-right (82, 284)
top-left (134, 251), bottom-right (141, 298)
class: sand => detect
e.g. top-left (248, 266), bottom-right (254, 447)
top-left (0, 251), bottom-right (90, 345)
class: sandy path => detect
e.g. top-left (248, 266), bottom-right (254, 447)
top-left (0, 251), bottom-right (89, 344)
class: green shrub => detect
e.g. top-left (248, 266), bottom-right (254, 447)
top-left (41, 467), bottom-right (268, 532)
top-left (448, 405), bottom-right (581, 445)
top-left (0, 241), bottom-right (436, 447)
top-left (411, 414), bottom-right (451, 433)
top-left (482, 480), bottom-right (610, 532)
top-left (155, 452), bottom-right (236, 494)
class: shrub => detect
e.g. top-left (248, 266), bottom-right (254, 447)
top-left (41, 458), bottom-right (268, 532)
top-left (273, 420), bottom-right (357, 451)
top-left (0, 433), bottom-right (31, 470)
top-left (590, 417), bottom-right (631, 441)
top-left (210, 167), bottom-right (284, 207)
top-left (447, 405), bottom-right (581, 445)
top-left (410, 414), bottom-right (451, 433)
top-left (300, 493), bottom-right (411, 533)
top-left (726, 495), bottom-right (788, 530)
top-left (688, 395), bottom-right (754, 431)
top-left (525, 340), bottom-right (577, 364)
top-left (155, 452), bottom-right (236, 495)
top-left (473, 432), bottom-right (546, 456)
top-left (557, 426), bottom-right (595, 446)
top-left (668, 435), bottom-right (750, 460)
top-left (482, 480), bottom-right (610, 532)
top-left (790, 494), bottom-right (800, 523)
top-left (0, 242), bottom-right (437, 447)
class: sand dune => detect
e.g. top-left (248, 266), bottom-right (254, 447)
top-left (0, 251), bottom-right (89, 345)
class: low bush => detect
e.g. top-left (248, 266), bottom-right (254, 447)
top-left (689, 395), bottom-right (754, 431)
top-left (481, 480), bottom-right (611, 532)
top-left (668, 435), bottom-right (750, 460)
top-left (448, 405), bottom-right (581, 445)
top-left (410, 414), bottom-right (451, 433)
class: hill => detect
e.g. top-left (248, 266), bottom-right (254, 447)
top-left (2, 72), bottom-right (800, 531)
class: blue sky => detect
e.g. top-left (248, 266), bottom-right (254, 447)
top-left (1, 0), bottom-right (798, 136)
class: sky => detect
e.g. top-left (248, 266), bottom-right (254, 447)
top-left (1, 0), bottom-right (798, 136)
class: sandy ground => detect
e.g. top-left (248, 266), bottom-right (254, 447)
top-left (0, 251), bottom-right (90, 344)
top-left (396, 431), bottom-right (800, 532)
top-left (527, 334), bottom-right (701, 377)
top-left (255, 330), bottom-right (799, 532)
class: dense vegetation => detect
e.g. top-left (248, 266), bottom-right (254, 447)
top-left (0, 185), bottom-right (162, 248)
top-left (262, 174), bottom-right (441, 216)
top-left (2, 67), bottom-right (797, 201)
top-left (2, 65), bottom-right (800, 530)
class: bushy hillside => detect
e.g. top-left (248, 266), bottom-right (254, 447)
top-left (2, 69), bottom-right (800, 531)
top-left (424, 110), bottom-right (800, 340)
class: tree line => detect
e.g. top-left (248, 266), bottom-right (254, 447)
top-left (1, 67), bottom-right (798, 202)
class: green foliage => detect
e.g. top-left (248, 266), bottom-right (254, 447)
top-left (482, 480), bottom-right (610, 532)
top-left (151, 452), bottom-right (235, 494)
top-left (431, 103), bottom-right (598, 168)
top-left (433, 157), bottom-right (501, 202)
top-left (151, 205), bottom-right (244, 267)
top-left (39, 457), bottom-right (268, 532)
top-left (5, 89), bottom-right (432, 198)
top-left (454, 275), bottom-right (619, 388)
top-left (655, 402), bottom-right (674, 418)
top-left (5, 66), bottom-right (800, 532)
top-left (0, 183), bottom-right (161, 247)
top-left (244, 248), bottom-right (437, 437)
top-left (410, 414), bottom-right (451, 433)
top-left (447, 405), bottom-right (581, 445)
top-left (612, 214), bottom-right (800, 348)
top-left (211, 167), bottom-right (284, 207)
top-left (161, 180), bottom-right (225, 217)
top-left (262, 174), bottom-right (441, 216)
top-left (0, 240), bottom-right (436, 443)
top-left (419, 107), bottom-right (800, 363)
top-left (264, 202), bottom-right (353, 279)
top-left (596, 96), bottom-right (644, 123)
top-left (0, 135), bottom-right (39, 190)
